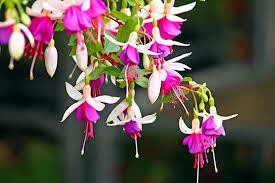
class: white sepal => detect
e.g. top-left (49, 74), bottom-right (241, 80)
top-left (166, 52), bottom-right (192, 63)
top-left (171, 2), bottom-right (196, 15)
top-left (65, 82), bottom-right (83, 100)
top-left (139, 113), bottom-right (157, 124)
top-left (86, 97), bottom-right (105, 111)
top-left (61, 100), bottom-right (85, 122)
top-left (179, 117), bottom-right (193, 134)
top-left (106, 100), bottom-right (129, 123)
top-left (94, 95), bottom-right (120, 104)
top-left (18, 23), bottom-right (35, 47)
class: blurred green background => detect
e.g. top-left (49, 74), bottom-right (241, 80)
top-left (0, 0), bottom-right (274, 183)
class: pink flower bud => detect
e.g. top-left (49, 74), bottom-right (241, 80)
top-left (45, 40), bottom-right (58, 78)
top-left (76, 43), bottom-right (88, 71)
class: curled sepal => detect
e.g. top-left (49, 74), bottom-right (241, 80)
top-left (179, 117), bottom-right (193, 134)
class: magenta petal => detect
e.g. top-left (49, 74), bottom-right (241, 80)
top-left (76, 104), bottom-right (85, 121)
top-left (201, 116), bottom-right (226, 137)
top-left (120, 45), bottom-right (140, 65)
top-left (149, 42), bottom-right (170, 58)
top-left (124, 121), bottom-right (140, 135)
top-left (0, 25), bottom-right (13, 45)
top-left (84, 103), bottom-right (100, 122)
top-left (162, 71), bottom-right (182, 95)
top-left (86, 0), bottom-right (107, 18)
top-left (183, 133), bottom-right (211, 154)
top-left (158, 17), bottom-right (182, 40)
top-left (90, 74), bottom-right (104, 87)
top-left (64, 5), bottom-right (92, 35)
top-left (142, 22), bottom-right (153, 37)
top-left (29, 17), bottom-right (54, 44)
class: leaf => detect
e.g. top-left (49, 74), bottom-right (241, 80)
top-left (135, 76), bottom-right (148, 88)
top-left (89, 65), bottom-right (106, 80)
top-left (69, 46), bottom-right (76, 56)
top-left (111, 53), bottom-right (124, 65)
top-left (103, 66), bottom-right (121, 77)
top-left (182, 77), bottom-right (192, 82)
top-left (103, 31), bottom-right (121, 53)
top-left (116, 18), bottom-right (137, 42)
top-left (111, 11), bottom-right (129, 22)
top-left (161, 94), bottom-right (173, 103)
top-left (117, 79), bottom-right (126, 88)
top-left (54, 23), bottom-right (65, 31)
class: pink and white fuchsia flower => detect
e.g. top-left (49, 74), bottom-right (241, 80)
top-left (148, 52), bottom-right (191, 104)
top-left (179, 117), bottom-right (212, 183)
top-left (61, 82), bottom-right (120, 155)
top-left (106, 100), bottom-right (157, 158)
top-left (143, 0), bottom-right (196, 39)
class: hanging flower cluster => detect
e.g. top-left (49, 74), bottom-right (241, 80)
top-left (0, 0), bottom-right (237, 182)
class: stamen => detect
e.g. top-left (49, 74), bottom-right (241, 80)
top-left (135, 134), bottom-right (139, 158)
top-left (125, 64), bottom-right (129, 98)
top-left (9, 57), bottom-right (14, 70)
top-left (30, 42), bottom-right (40, 80)
top-left (97, 23), bottom-right (101, 42)
top-left (212, 148), bottom-right (218, 173)
top-left (197, 154), bottom-right (200, 183)
top-left (38, 43), bottom-right (44, 60)
top-left (68, 64), bottom-right (77, 79)
top-left (81, 122), bottom-right (89, 156)
top-left (172, 87), bottom-right (189, 115)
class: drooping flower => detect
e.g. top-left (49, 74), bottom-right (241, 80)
top-left (147, 53), bottom-right (191, 104)
top-left (179, 117), bottom-right (211, 183)
top-left (61, 82), bottom-right (120, 154)
top-left (45, 39), bottom-right (58, 77)
top-left (143, 0), bottom-right (196, 39)
top-left (106, 100), bottom-right (157, 158)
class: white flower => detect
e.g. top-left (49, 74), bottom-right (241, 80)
top-left (196, 106), bottom-right (238, 130)
top-left (143, 0), bottom-right (196, 24)
top-left (147, 52), bottom-right (192, 103)
top-left (61, 83), bottom-right (120, 122)
top-left (104, 31), bottom-right (161, 56)
top-left (45, 39), bottom-right (58, 77)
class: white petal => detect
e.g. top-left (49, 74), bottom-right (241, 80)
top-left (166, 14), bottom-right (186, 22)
top-left (136, 46), bottom-right (161, 56)
top-left (165, 63), bottom-right (191, 71)
top-left (86, 97), bottom-right (105, 111)
top-left (18, 23), bottom-right (34, 47)
top-left (106, 100), bottom-right (129, 123)
top-left (74, 81), bottom-right (85, 91)
top-left (171, 2), bottom-right (196, 15)
top-left (139, 113), bottom-right (157, 124)
top-left (61, 100), bottom-right (85, 122)
top-left (104, 33), bottom-right (127, 46)
top-left (148, 72), bottom-right (161, 104)
top-left (65, 82), bottom-right (83, 100)
top-left (179, 117), bottom-right (193, 134)
top-left (132, 101), bottom-right (142, 119)
top-left (156, 37), bottom-right (189, 46)
top-left (220, 114), bottom-right (238, 121)
top-left (107, 119), bottom-right (129, 126)
top-left (166, 52), bottom-right (192, 63)
top-left (138, 40), bottom-right (156, 50)
top-left (81, 0), bottom-right (90, 11)
top-left (76, 72), bottom-right (86, 85)
top-left (94, 95), bottom-right (120, 104)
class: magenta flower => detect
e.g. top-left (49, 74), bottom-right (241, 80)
top-left (29, 17), bottom-right (54, 44)
top-left (157, 17), bottom-right (182, 39)
top-left (179, 117), bottom-right (211, 183)
top-left (61, 82), bottom-right (120, 155)
top-left (107, 100), bottom-right (156, 158)
top-left (149, 42), bottom-right (170, 58)
top-left (89, 74), bottom-right (104, 97)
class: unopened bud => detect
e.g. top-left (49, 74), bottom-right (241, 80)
top-left (112, 2), bottom-right (117, 11)
top-left (20, 13), bottom-right (31, 26)
top-left (8, 28), bottom-right (25, 60)
top-left (45, 40), bottom-right (58, 78)
top-left (201, 93), bottom-right (208, 102)
top-left (76, 43), bottom-right (88, 72)
top-left (209, 97), bottom-right (215, 106)
top-left (143, 54), bottom-right (151, 70)
top-left (199, 100), bottom-right (205, 111)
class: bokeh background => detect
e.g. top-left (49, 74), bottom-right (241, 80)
top-left (0, 0), bottom-right (274, 183)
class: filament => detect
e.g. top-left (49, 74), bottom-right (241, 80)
top-left (197, 154), bottom-right (200, 183)
top-left (81, 123), bottom-right (89, 156)
top-left (135, 134), bottom-right (139, 158)
top-left (212, 148), bottom-right (218, 173)
top-left (68, 64), bottom-right (77, 79)
top-left (30, 42), bottom-right (40, 80)
top-left (172, 87), bottom-right (189, 115)
top-left (9, 57), bottom-right (14, 70)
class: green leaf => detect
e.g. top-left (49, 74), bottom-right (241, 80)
top-left (54, 23), bottom-right (65, 31)
top-left (69, 46), bottom-right (76, 56)
top-left (89, 66), bottom-right (106, 80)
top-left (161, 94), bottom-right (173, 103)
top-left (117, 79), bottom-right (126, 88)
top-left (128, 0), bottom-right (136, 6)
top-left (182, 77), bottom-right (192, 82)
top-left (135, 76), bottom-right (148, 88)
top-left (111, 11), bottom-right (129, 22)
top-left (103, 32), bottom-right (121, 53)
top-left (111, 53), bottom-right (124, 65)
top-left (103, 66), bottom-right (121, 77)
top-left (116, 18), bottom-right (137, 42)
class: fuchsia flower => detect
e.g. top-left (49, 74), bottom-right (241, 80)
top-left (143, 0), bottom-right (196, 39)
top-left (106, 100), bottom-right (157, 158)
top-left (61, 82), bottom-right (120, 155)
top-left (179, 117), bottom-right (212, 183)
top-left (85, 0), bottom-right (107, 19)
top-left (147, 53), bottom-right (191, 104)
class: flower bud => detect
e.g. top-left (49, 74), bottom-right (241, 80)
top-left (76, 43), bottom-right (88, 72)
top-left (143, 53), bottom-right (152, 70)
top-left (45, 39), bottom-right (58, 78)
top-left (209, 97), bottom-right (215, 106)
top-left (8, 27), bottom-right (25, 60)
top-left (148, 72), bottom-right (161, 104)
top-left (20, 13), bottom-right (31, 26)
top-left (199, 100), bottom-right (205, 111)
top-left (200, 93), bottom-right (208, 102)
